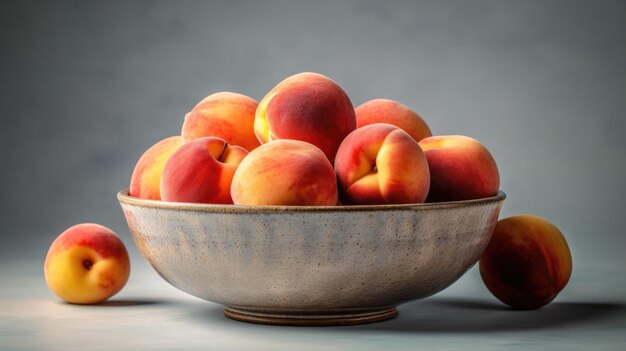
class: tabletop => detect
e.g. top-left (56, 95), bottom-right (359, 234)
top-left (2, 254), bottom-right (624, 351)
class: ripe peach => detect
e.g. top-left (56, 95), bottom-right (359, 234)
top-left (44, 223), bottom-right (130, 304)
top-left (129, 136), bottom-right (181, 200)
top-left (355, 99), bottom-right (432, 142)
top-left (160, 137), bottom-right (248, 204)
top-left (182, 92), bottom-right (260, 151)
top-left (419, 135), bottom-right (499, 202)
top-left (334, 123), bottom-right (430, 205)
top-left (254, 72), bottom-right (356, 162)
top-left (479, 215), bottom-right (572, 309)
top-left (231, 140), bottom-right (338, 206)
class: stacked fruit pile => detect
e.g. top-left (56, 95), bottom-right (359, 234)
top-left (130, 72), bottom-right (499, 206)
top-left (44, 72), bottom-right (572, 311)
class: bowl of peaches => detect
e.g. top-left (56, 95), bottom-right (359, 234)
top-left (118, 72), bottom-right (505, 326)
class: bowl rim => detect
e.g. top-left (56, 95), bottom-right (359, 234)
top-left (117, 189), bottom-right (506, 213)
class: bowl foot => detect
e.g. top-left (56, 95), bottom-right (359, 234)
top-left (223, 307), bottom-right (398, 326)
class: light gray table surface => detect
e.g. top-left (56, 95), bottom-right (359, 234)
top-left (2, 253), bottom-right (625, 351)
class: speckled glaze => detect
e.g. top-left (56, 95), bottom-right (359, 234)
top-left (118, 189), bottom-right (505, 325)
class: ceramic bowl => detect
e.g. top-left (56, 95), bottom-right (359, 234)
top-left (118, 189), bottom-right (505, 325)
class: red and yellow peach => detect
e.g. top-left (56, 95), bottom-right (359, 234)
top-left (355, 99), bottom-right (432, 142)
top-left (129, 136), bottom-right (182, 200)
top-left (231, 140), bottom-right (338, 206)
top-left (160, 137), bottom-right (248, 204)
top-left (334, 123), bottom-right (430, 205)
top-left (44, 223), bottom-right (131, 304)
top-left (479, 215), bottom-right (572, 309)
top-left (254, 72), bottom-right (356, 162)
top-left (182, 92), bottom-right (260, 151)
top-left (419, 135), bottom-right (499, 202)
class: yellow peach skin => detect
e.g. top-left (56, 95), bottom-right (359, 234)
top-left (44, 223), bottom-right (130, 304)
top-left (334, 123), bottom-right (430, 205)
top-left (479, 215), bottom-right (572, 309)
top-left (355, 99), bottom-right (432, 142)
top-left (129, 136), bottom-right (181, 200)
top-left (182, 92), bottom-right (260, 151)
top-left (231, 140), bottom-right (338, 206)
top-left (254, 72), bottom-right (356, 162)
top-left (419, 135), bottom-right (499, 202)
top-left (160, 137), bottom-right (248, 204)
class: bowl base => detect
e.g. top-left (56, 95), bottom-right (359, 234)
top-left (223, 307), bottom-right (398, 326)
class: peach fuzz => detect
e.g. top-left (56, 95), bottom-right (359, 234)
top-left (479, 215), bottom-right (572, 309)
top-left (334, 123), bottom-right (430, 205)
top-left (182, 91), bottom-right (260, 151)
top-left (160, 137), bottom-right (248, 204)
top-left (419, 135), bottom-right (499, 202)
top-left (254, 72), bottom-right (356, 162)
top-left (231, 140), bottom-right (338, 206)
top-left (44, 223), bottom-right (130, 304)
top-left (129, 136), bottom-right (181, 200)
top-left (355, 99), bottom-right (432, 142)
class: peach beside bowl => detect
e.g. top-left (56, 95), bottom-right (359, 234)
top-left (118, 189), bottom-right (505, 326)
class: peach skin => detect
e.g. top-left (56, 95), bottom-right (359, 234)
top-left (129, 136), bottom-right (181, 200)
top-left (334, 123), bottom-right (430, 205)
top-left (160, 137), bottom-right (248, 204)
top-left (479, 215), bottom-right (572, 309)
top-left (355, 99), bottom-right (432, 142)
top-left (254, 72), bottom-right (356, 162)
top-left (231, 140), bottom-right (338, 206)
top-left (44, 223), bottom-right (131, 304)
top-left (419, 135), bottom-right (499, 202)
top-left (182, 91), bottom-right (260, 151)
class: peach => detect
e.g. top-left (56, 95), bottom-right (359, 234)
top-left (355, 98), bottom-right (432, 142)
top-left (479, 215), bottom-right (572, 309)
top-left (419, 135), bottom-right (499, 202)
top-left (44, 223), bottom-right (130, 304)
top-left (182, 92), bottom-right (260, 151)
top-left (254, 72), bottom-right (356, 162)
top-left (231, 140), bottom-right (338, 206)
top-left (129, 136), bottom-right (181, 200)
top-left (334, 123), bottom-right (430, 205)
top-left (160, 137), bottom-right (248, 204)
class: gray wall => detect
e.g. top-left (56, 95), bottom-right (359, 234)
top-left (1, 0), bottom-right (625, 277)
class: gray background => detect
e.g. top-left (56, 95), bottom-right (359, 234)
top-left (2, 0), bottom-right (625, 268)
top-left (1, 1), bottom-right (625, 349)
